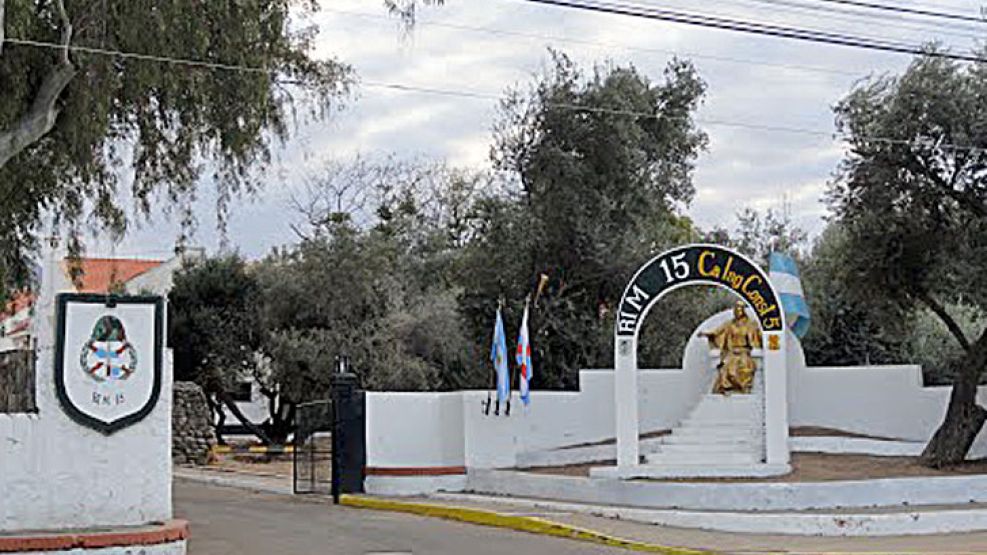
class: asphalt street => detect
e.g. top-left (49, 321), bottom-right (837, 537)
top-left (173, 479), bottom-right (625, 555)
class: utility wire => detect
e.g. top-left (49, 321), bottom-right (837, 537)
top-left (3, 36), bottom-right (986, 154)
top-left (808, 0), bottom-right (987, 25)
top-left (321, 6), bottom-right (861, 77)
top-left (524, 0), bottom-right (987, 62)
top-left (733, 0), bottom-right (986, 40)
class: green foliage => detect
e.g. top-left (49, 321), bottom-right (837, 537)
top-left (904, 302), bottom-right (987, 385)
top-left (0, 0), bottom-right (351, 299)
top-left (829, 53), bottom-right (987, 315)
top-left (168, 254), bottom-right (263, 393)
top-left (799, 224), bottom-right (907, 366)
top-left (458, 51), bottom-right (709, 387)
top-left (258, 157), bottom-right (484, 396)
top-left (829, 51), bottom-right (987, 464)
top-left (728, 206), bottom-right (808, 266)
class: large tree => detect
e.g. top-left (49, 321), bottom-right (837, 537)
top-left (167, 254), bottom-right (270, 443)
top-left (461, 50), bottom-right (710, 387)
top-left (829, 52), bottom-right (987, 466)
top-left (0, 0), bottom-right (350, 297)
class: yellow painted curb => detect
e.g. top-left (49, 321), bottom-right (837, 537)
top-left (210, 445), bottom-right (294, 455)
top-left (339, 495), bottom-right (715, 554)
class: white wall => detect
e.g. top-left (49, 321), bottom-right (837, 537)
top-left (365, 392), bottom-right (465, 469)
top-left (0, 255), bottom-right (173, 532)
top-left (789, 364), bottom-right (987, 456)
top-left (364, 309), bottom-right (987, 475)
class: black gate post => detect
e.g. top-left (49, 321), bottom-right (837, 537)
top-left (330, 361), bottom-right (366, 503)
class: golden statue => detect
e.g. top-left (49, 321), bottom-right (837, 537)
top-left (699, 301), bottom-right (762, 395)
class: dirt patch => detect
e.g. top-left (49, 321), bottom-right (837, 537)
top-left (789, 426), bottom-right (901, 441)
top-left (209, 453), bottom-right (294, 477)
top-left (522, 453), bottom-right (987, 482)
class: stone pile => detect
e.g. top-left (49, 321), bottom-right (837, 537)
top-left (172, 381), bottom-right (217, 465)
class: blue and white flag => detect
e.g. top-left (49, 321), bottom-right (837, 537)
top-left (516, 303), bottom-right (533, 406)
top-left (768, 252), bottom-right (811, 339)
top-left (490, 307), bottom-right (511, 403)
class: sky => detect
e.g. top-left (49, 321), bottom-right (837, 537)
top-left (97, 0), bottom-right (985, 260)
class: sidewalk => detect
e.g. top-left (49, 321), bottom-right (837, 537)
top-left (173, 466), bottom-right (987, 553)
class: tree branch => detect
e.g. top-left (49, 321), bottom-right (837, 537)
top-left (909, 152), bottom-right (987, 218)
top-left (0, 0), bottom-right (76, 168)
top-left (218, 390), bottom-right (274, 445)
top-left (915, 290), bottom-right (971, 352)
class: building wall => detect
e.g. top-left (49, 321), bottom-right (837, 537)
top-left (125, 249), bottom-right (203, 297)
top-left (0, 258), bottom-right (173, 532)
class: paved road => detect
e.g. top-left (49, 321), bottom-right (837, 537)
top-left (174, 479), bottom-right (625, 555)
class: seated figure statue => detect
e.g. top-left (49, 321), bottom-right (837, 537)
top-left (698, 301), bottom-right (762, 395)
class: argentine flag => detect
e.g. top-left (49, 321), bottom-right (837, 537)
top-left (768, 252), bottom-right (811, 339)
top-left (490, 307), bottom-right (511, 403)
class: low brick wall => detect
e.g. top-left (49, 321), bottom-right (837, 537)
top-left (172, 382), bottom-right (216, 465)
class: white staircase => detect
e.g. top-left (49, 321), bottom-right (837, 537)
top-left (644, 393), bottom-right (764, 467)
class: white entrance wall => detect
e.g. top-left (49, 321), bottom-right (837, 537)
top-left (0, 253), bottom-right (173, 532)
top-left (363, 310), bottom-right (987, 494)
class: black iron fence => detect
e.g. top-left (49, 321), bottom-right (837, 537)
top-left (293, 400), bottom-right (333, 494)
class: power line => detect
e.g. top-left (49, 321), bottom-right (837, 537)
top-left (321, 6), bottom-right (861, 77)
top-left (524, 0), bottom-right (987, 62)
top-left (807, 0), bottom-right (987, 25)
top-left (734, 0), bottom-right (986, 40)
top-left (3, 35), bottom-right (986, 154)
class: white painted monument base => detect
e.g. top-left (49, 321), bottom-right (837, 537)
top-left (589, 463), bottom-right (791, 479)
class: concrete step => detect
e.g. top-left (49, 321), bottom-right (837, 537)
top-left (673, 424), bottom-right (760, 434)
top-left (662, 434), bottom-right (760, 446)
top-left (688, 410), bottom-right (758, 421)
top-left (645, 451), bottom-right (761, 465)
top-left (700, 393), bottom-right (756, 401)
top-left (657, 442), bottom-right (760, 454)
top-left (680, 417), bottom-right (762, 428)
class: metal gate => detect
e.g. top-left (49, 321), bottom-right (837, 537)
top-left (293, 400), bottom-right (333, 494)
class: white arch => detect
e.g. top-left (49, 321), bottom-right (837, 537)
top-left (612, 244), bottom-right (790, 474)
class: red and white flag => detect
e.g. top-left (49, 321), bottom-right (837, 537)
top-left (516, 302), bottom-right (533, 406)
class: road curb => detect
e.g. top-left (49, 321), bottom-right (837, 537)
top-left (339, 495), bottom-right (714, 554)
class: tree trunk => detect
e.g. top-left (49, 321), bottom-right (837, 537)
top-left (920, 331), bottom-right (987, 467)
top-left (259, 388), bottom-right (295, 445)
top-left (218, 390), bottom-right (274, 445)
top-left (206, 393), bottom-right (227, 446)
top-left (0, 0), bottom-right (76, 168)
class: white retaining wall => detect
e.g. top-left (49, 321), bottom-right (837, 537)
top-left (466, 469), bottom-right (987, 511)
top-left (366, 392), bottom-right (465, 469)
top-left (365, 328), bottom-right (987, 477)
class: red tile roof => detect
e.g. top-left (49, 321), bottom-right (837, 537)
top-left (2, 291), bottom-right (35, 318)
top-left (1, 258), bottom-right (165, 324)
top-left (68, 258), bottom-right (164, 293)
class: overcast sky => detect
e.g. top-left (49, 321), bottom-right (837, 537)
top-left (98, 0), bottom-right (985, 260)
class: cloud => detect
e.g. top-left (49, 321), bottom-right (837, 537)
top-left (108, 0), bottom-right (982, 259)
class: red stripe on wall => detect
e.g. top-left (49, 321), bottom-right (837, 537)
top-left (365, 466), bottom-right (467, 477)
